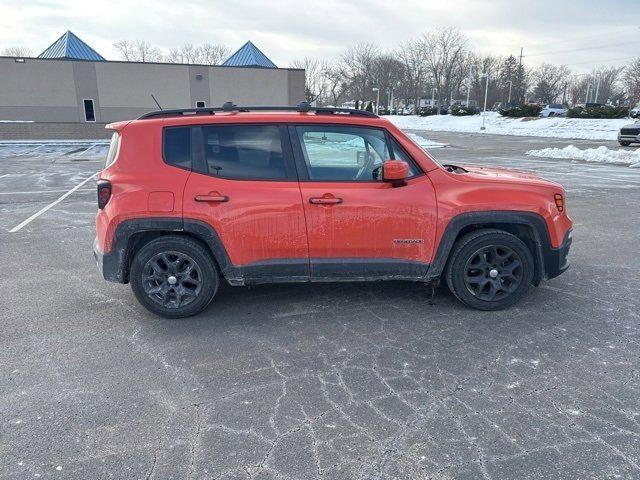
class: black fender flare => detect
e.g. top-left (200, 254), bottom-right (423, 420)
top-left (102, 217), bottom-right (233, 283)
top-left (424, 211), bottom-right (552, 283)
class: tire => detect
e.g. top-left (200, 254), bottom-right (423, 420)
top-left (445, 229), bottom-right (534, 311)
top-left (619, 142), bottom-right (631, 147)
top-left (130, 235), bottom-right (219, 318)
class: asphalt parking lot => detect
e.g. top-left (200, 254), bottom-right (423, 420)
top-left (1, 133), bottom-right (640, 480)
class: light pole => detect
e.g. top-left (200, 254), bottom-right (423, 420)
top-left (372, 87), bottom-right (380, 115)
top-left (594, 72), bottom-right (601, 104)
top-left (507, 80), bottom-right (513, 105)
top-left (480, 73), bottom-right (489, 130)
top-left (585, 83), bottom-right (592, 104)
top-left (466, 65), bottom-right (475, 107)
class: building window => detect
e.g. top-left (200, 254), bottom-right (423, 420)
top-left (83, 99), bottom-right (96, 122)
top-left (196, 101), bottom-right (206, 108)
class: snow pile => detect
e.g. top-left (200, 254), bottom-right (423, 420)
top-left (405, 132), bottom-right (446, 149)
top-left (388, 112), bottom-right (632, 141)
top-left (526, 145), bottom-right (640, 168)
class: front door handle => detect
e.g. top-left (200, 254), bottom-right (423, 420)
top-left (309, 197), bottom-right (343, 205)
top-left (195, 194), bottom-right (229, 203)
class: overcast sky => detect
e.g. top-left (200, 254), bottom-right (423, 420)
top-left (1, 0), bottom-right (639, 72)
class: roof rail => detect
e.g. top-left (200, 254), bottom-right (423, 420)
top-left (137, 102), bottom-right (379, 120)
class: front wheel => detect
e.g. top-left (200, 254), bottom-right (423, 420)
top-left (130, 236), bottom-right (219, 318)
top-left (445, 230), bottom-right (534, 311)
top-left (619, 141), bottom-right (631, 147)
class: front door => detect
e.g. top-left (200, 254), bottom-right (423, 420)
top-left (180, 123), bottom-right (309, 282)
top-left (289, 124), bottom-right (438, 280)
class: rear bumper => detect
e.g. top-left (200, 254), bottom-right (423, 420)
top-left (543, 228), bottom-right (572, 280)
top-left (93, 237), bottom-right (127, 283)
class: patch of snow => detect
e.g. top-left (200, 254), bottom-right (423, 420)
top-left (405, 132), bottom-right (446, 149)
top-left (0, 120), bottom-right (34, 123)
top-left (387, 112), bottom-right (632, 141)
top-left (526, 145), bottom-right (640, 168)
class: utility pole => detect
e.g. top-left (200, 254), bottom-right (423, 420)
top-left (507, 80), bottom-right (513, 105)
top-left (517, 47), bottom-right (524, 103)
top-left (431, 87), bottom-right (437, 114)
top-left (585, 84), bottom-right (592, 104)
top-left (594, 72), bottom-right (601, 104)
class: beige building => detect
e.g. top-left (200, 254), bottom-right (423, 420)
top-left (0, 32), bottom-right (305, 127)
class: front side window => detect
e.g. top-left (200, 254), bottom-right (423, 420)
top-left (295, 126), bottom-right (389, 181)
top-left (202, 125), bottom-right (287, 180)
top-left (295, 126), bottom-right (420, 181)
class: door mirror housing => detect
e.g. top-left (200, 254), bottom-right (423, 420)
top-left (383, 160), bottom-right (409, 187)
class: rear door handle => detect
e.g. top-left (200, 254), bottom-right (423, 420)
top-left (195, 194), bottom-right (229, 203)
top-left (309, 197), bottom-right (343, 204)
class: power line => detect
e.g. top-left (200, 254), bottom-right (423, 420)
top-left (563, 56), bottom-right (637, 67)
top-left (526, 26), bottom-right (639, 49)
top-left (525, 40), bottom-right (640, 58)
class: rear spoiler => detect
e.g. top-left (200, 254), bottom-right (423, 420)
top-left (105, 120), bottom-right (133, 133)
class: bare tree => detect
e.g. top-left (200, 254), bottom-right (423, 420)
top-left (340, 43), bottom-right (380, 102)
top-left (623, 57), bottom-right (640, 105)
top-left (422, 28), bottom-right (469, 108)
top-left (323, 66), bottom-right (348, 106)
top-left (290, 57), bottom-right (329, 104)
top-left (113, 40), bottom-right (163, 62)
top-left (372, 54), bottom-right (405, 108)
top-left (2, 46), bottom-right (33, 57)
top-left (113, 40), bottom-right (135, 61)
top-left (531, 63), bottom-right (570, 104)
top-left (397, 38), bottom-right (428, 107)
top-left (201, 43), bottom-right (231, 65)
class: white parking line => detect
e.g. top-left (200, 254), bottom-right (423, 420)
top-left (0, 188), bottom-right (94, 195)
top-left (0, 174), bottom-right (10, 179)
top-left (9, 172), bottom-right (99, 233)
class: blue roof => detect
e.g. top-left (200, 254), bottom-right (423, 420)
top-left (222, 41), bottom-right (277, 68)
top-left (38, 31), bottom-right (105, 61)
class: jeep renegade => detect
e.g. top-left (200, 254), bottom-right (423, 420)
top-left (94, 103), bottom-right (573, 318)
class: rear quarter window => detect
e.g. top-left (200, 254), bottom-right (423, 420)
top-left (104, 132), bottom-right (120, 168)
top-left (163, 127), bottom-right (191, 170)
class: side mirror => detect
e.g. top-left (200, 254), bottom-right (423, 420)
top-left (383, 160), bottom-right (409, 187)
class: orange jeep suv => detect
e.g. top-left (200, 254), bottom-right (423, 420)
top-left (94, 103), bottom-right (573, 318)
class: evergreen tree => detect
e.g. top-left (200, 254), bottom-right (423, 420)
top-left (365, 101), bottom-right (374, 112)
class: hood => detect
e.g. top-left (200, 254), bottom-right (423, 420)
top-left (457, 164), bottom-right (561, 188)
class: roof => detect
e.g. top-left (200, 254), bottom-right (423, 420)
top-left (38, 31), bottom-right (105, 61)
top-left (222, 41), bottom-right (277, 68)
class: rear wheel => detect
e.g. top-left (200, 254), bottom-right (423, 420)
top-left (619, 141), bottom-right (631, 147)
top-left (446, 229), bottom-right (534, 311)
top-left (130, 236), bottom-right (219, 318)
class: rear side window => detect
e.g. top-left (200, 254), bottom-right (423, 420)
top-left (201, 125), bottom-right (287, 180)
top-left (163, 127), bottom-right (191, 170)
top-left (104, 132), bottom-right (120, 168)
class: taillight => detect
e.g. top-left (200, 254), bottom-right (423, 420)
top-left (554, 193), bottom-right (564, 212)
top-left (97, 180), bottom-right (112, 209)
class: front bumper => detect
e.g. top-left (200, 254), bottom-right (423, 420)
top-left (543, 228), bottom-right (572, 280)
top-left (93, 237), bottom-right (127, 283)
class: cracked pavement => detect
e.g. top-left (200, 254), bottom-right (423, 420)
top-left (1, 132), bottom-right (640, 479)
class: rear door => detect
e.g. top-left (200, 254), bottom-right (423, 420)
top-left (289, 124), bottom-right (438, 280)
top-left (179, 123), bottom-right (309, 282)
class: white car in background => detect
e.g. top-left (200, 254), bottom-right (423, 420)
top-left (540, 104), bottom-right (567, 117)
top-left (630, 103), bottom-right (640, 119)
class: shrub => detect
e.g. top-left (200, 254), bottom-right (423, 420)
top-left (450, 105), bottom-right (479, 116)
top-left (365, 102), bottom-right (374, 113)
top-left (499, 104), bottom-right (542, 117)
top-left (416, 106), bottom-right (438, 116)
top-left (566, 105), bottom-right (629, 119)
